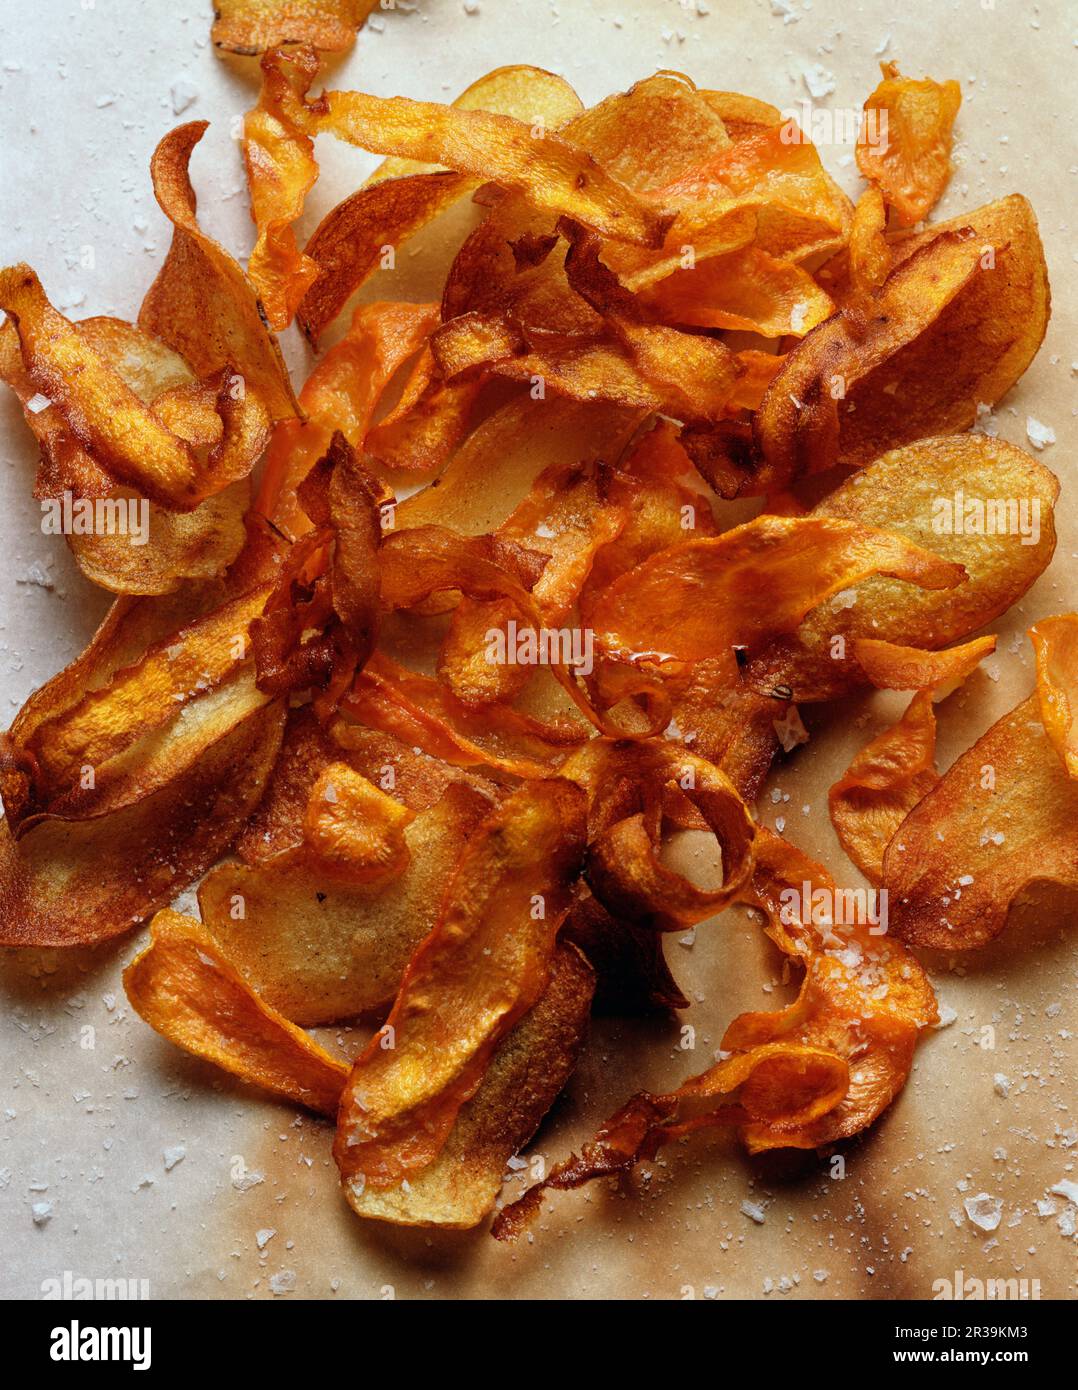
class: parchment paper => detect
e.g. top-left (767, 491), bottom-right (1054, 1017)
top-left (0, 0), bottom-right (1075, 1301)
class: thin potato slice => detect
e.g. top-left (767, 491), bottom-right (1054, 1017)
top-left (124, 909), bottom-right (348, 1116)
top-left (200, 781), bottom-right (493, 1025)
top-left (345, 944), bottom-right (594, 1229)
top-left (334, 778), bottom-right (586, 1189)
top-left (857, 62), bottom-right (961, 227)
top-left (140, 122), bottom-right (298, 421)
top-left (0, 701), bottom-right (284, 948)
top-left (748, 435), bottom-right (1057, 701)
top-left (211, 0), bottom-right (375, 54)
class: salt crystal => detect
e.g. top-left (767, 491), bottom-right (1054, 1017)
top-left (1050, 1179), bottom-right (1078, 1206)
top-left (963, 1193), bottom-right (1002, 1231)
top-left (256, 1228), bottom-right (277, 1250)
top-left (31, 1201), bottom-right (53, 1225)
top-left (269, 1269), bottom-right (296, 1295)
top-left (740, 1199), bottom-right (767, 1224)
top-left (802, 64), bottom-right (836, 99)
top-left (163, 1144), bottom-right (185, 1171)
top-left (170, 77), bottom-right (198, 116)
top-left (1026, 417), bottom-right (1055, 450)
top-left (993, 1073), bottom-right (1011, 1098)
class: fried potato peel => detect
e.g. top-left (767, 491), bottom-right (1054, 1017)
top-left (886, 617), bottom-right (1078, 950)
top-left (140, 122), bottom-right (298, 422)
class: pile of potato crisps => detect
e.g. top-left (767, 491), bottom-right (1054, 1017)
top-left (1, 18), bottom-right (1070, 1238)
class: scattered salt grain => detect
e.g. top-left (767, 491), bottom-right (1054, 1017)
top-left (1026, 417), bottom-right (1055, 450)
top-left (963, 1193), bottom-right (1003, 1232)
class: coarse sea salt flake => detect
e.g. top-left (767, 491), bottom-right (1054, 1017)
top-left (963, 1193), bottom-right (1002, 1231)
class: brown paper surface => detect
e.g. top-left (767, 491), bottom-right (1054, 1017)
top-left (0, 0), bottom-right (1075, 1301)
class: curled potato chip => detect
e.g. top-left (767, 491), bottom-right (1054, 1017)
top-left (591, 513), bottom-right (964, 683)
top-left (829, 689), bottom-right (941, 883)
top-left (493, 1039), bottom-right (849, 1240)
top-left (562, 738), bottom-right (756, 928)
top-left (0, 266), bottom-right (215, 509)
top-left (140, 122), bottom-right (298, 421)
top-left (243, 47), bottom-right (322, 331)
top-left (298, 64), bottom-right (584, 341)
top-left (124, 909), bottom-right (348, 1115)
top-left (748, 434), bottom-right (1057, 701)
top-left (642, 244), bottom-right (834, 338)
top-left (0, 318), bottom-right (250, 594)
top-left (886, 617), bottom-right (1078, 950)
top-left (211, 0), bottom-right (375, 54)
top-left (0, 700), bottom-right (284, 948)
top-left (334, 777), bottom-right (586, 1189)
top-left (308, 86), bottom-right (672, 248)
top-left (345, 943), bottom-right (594, 1229)
top-left (857, 62), bottom-right (961, 227)
top-left (257, 300), bottom-right (437, 536)
top-left (498, 823), bottom-right (938, 1234)
top-left (757, 196), bottom-right (1049, 481)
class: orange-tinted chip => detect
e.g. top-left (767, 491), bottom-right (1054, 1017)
top-left (211, 0), bottom-right (375, 54)
top-left (334, 778), bottom-right (585, 1188)
top-left (243, 47), bottom-right (321, 331)
top-left (857, 62), bottom-right (961, 227)
top-left (140, 122), bottom-right (298, 421)
top-left (124, 909), bottom-right (348, 1115)
top-left (829, 689), bottom-right (941, 883)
